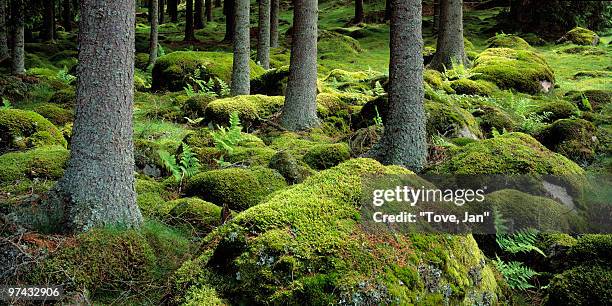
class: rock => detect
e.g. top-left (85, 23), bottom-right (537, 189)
top-left (556, 27), bottom-right (600, 46)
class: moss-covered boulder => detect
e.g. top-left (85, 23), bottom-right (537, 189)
top-left (0, 109), bottom-right (67, 152)
top-left (471, 48), bottom-right (555, 94)
top-left (49, 88), bottom-right (76, 106)
top-left (347, 125), bottom-right (383, 156)
top-left (166, 197), bottom-right (222, 233)
top-left (566, 234), bottom-right (611, 265)
top-left (486, 34), bottom-right (531, 50)
top-left (474, 105), bottom-right (518, 137)
top-left (33, 103), bottom-right (74, 126)
top-left (268, 151), bottom-right (313, 184)
top-left (250, 65), bottom-right (290, 96)
top-left (318, 30), bottom-right (362, 58)
top-left (557, 27), bottom-right (600, 46)
top-left (545, 264), bottom-right (611, 305)
top-left (537, 119), bottom-right (598, 165)
top-left (302, 143), bottom-right (350, 170)
top-left (531, 100), bottom-right (580, 123)
top-left (0, 146), bottom-right (69, 185)
top-left (426, 101), bottom-right (483, 139)
top-left (181, 94), bottom-right (217, 119)
top-left (449, 79), bottom-right (497, 96)
top-left (152, 51), bottom-right (265, 92)
top-left (566, 89), bottom-right (612, 111)
top-left (204, 95), bottom-right (284, 128)
top-left (185, 167), bottom-right (287, 211)
top-left (173, 159), bottom-right (501, 305)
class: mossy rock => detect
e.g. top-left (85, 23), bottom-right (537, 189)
top-left (471, 48), bottom-right (555, 94)
top-left (0, 76), bottom-right (32, 103)
top-left (267, 132), bottom-right (333, 158)
top-left (537, 119), bottom-right (597, 165)
top-left (225, 146), bottom-right (278, 166)
top-left (557, 27), bottom-right (600, 46)
top-left (0, 109), bottom-right (67, 152)
top-left (185, 167), bottom-right (287, 211)
top-left (566, 234), bottom-right (611, 265)
top-left (531, 100), bottom-right (580, 123)
top-left (347, 125), bottom-right (383, 157)
top-left (181, 94), bottom-right (217, 118)
top-left (324, 68), bottom-right (369, 83)
top-left (134, 139), bottom-right (180, 177)
top-left (250, 65), bottom-right (290, 96)
top-left (449, 79), bottom-right (497, 97)
top-left (556, 45), bottom-right (605, 55)
top-left (173, 159), bottom-right (501, 305)
top-left (166, 197), bottom-right (222, 233)
top-left (566, 90), bottom-right (611, 111)
top-left (424, 69), bottom-right (445, 90)
top-left (135, 52), bottom-right (150, 70)
top-left (33, 103), bottom-right (74, 126)
top-left (545, 264), bottom-right (611, 305)
top-left (302, 143), bottom-right (350, 170)
top-left (268, 151), bottom-right (314, 184)
top-left (426, 101), bottom-right (483, 139)
top-left (0, 146), bottom-right (69, 185)
top-left (49, 88), bottom-right (76, 105)
top-left (152, 51), bottom-right (265, 92)
top-left (474, 105), bottom-right (518, 137)
top-left (204, 95), bottom-right (285, 128)
top-left (318, 30), bottom-right (362, 58)
top-left (486, 34), bottom-right (531, 50)
top-left (134, 74), bottom-right (149, 91)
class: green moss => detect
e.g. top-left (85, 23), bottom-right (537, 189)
top-left (537, 119), bottom-right (597, 165)
top-left (424, 69), bottom-right (445, 90)
top-left (426, 101), bottom-right (483, 139)
top-left (475, 106), bottom-right (518, 137)
top-left (561, 27), bottom-right (600, 46)
top-left (471, 48), bottom-right (555, 94)
top-left (0, 109), bottom-right (66, 152)
top-left (182, 94), bottom-right (217, 118)
top-left (0, 146), bottom-right (69, 185)
top-left (251, 65), bottom-right (290, 96)
top-left (302, 143), bottom-right (350, 170)
top-left (267, 132), bottom-right (332, 157)
top-left (135, 52), bottom-right (150, 70)
top-left (545, 265), bottom-right (611, 305)
top-left (268, 151), bottom-right (314, 184)
top-left (556, 45), bottom-right (606, 55)
top-left (532, 100), bottom-right (580, 122)
top-left (449, 79), bottom-right (497, 97)
top-left (566, 234), bottom-right (611, 265)
top-left (566, 90), bottom-right (611, 110)
top-left (204, 95), bottom-right (285, 127)
top-left (33, 103), bottom-right (74, 126)
top-left (134, 74), bottom-right (149, 91)
top-left (49, 88), bottom-right (76, 105)
top-left (225, 146), bottom-right (278, 166)
top-left (486, 34), bottom-right (531, 50)
top-left (318, 30), bottom-right (362, 58)
top-left (152, 51), bottom-right (265, 91)
top-left (184, 285), bottom-right (225, 306)
top-left (185, 167), bottom-right (287, 211)
top-left (166, 197), bottom-right (222, 233)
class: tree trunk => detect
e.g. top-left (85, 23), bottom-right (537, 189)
top-left (159, 0), bottom-right (165, 23)
top-left (10, 0), bottom-right (24, 74)
top-left (168, 0), bottom-right (178, 22)
top-left (230, 0), bottom-right (249, 95)
top-left (368, 0), bottom-right (426, 171)
top-left (62, 0), bottom-right (72, 31)
top-left (184, 0), bottom-right (196, 41)
top-left (0, 0), bottom-right (9, 60)
top-left (279, 0), bottom-right (319, 131)
top-left (353, 0), bottom-right (364, 24)
top-left (270, 0), bottom-right (279, 47)
top-left (432, 0), bottom-right (440, 33)
top-left (223, 0), bottom-right (235, 42)
top-left (41, 0), bottom-right (55, 41)
top-left (194, 0), bottom-right (204, 29)
top-left (257, 0), bottom-right (270, 69)
top-left (148, 0), bottom-right (159, 67)
top-left (427, 0), bottom-right (468, 71)
top-left (205, 0), bottom-right (212, 21)
top-left (52, 0), bottom-right (142, 233)
top-left (215, 0), bottom-right (220, 7)
top-left (384, 0), bottom-right (390, 21)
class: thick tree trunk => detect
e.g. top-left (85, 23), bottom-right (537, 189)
top-left (168, 0), bottom-right (178, 22)
top-left (205, 0), bottom-right (212, 21)
top-left (257, 0), bottom-right (270, 69)
top-left (159, 0), bottom-right (165, 23)
top-left (41, 0), bottom-right (55, 41)
top-left (230, 0), bottom-right (249, 95)
top-left (223, 0), bottom-right (235, 42)
top-left (270, 0), bottom-right (279, 47)
top-left (194, 0), bottom-right (204, 29)
top-left (52, 0), bottom-right (142, 233)
top-left (148, 0), bottom-right (159, 67)
top-left (433, 0), bottom-right (440, 33)
top-left (428, 0), bottom-right (468, 71)
top-left (384, 0), bottom-right (390, 21)
top-left (368, 0), bottom-right (426, 171)
top-left (10, 0), bottom-right (24, 74)
top-left (353, 0), bottom-right (364, 24)
top-left (0, 0), bottom-right (8, 60)
top-left (279, 0), bottom-right (319, 131)
top-left (62, 0), bottom-right (72, 31)
top-left (184, 0), bottom-right (196, 41)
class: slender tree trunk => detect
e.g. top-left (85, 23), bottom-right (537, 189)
top-left (280, 0), bottom-right (319, 131)
top-left (169, 0), bottom-right (178, 22)
top-left (194, 0), bottom-right (204, 29)
top-left (353, 0), bottom-right (364, 24)
top-left (433, 0), bottom-right (439, 33)
top-left (205, 0), bottom-right (212, 21)
top-left (223, 0), bottom-right (235, 42)
top-left (368, 0), bottom-right (426, 171)
top-left (215, 0), bottom-right (220, 7)
top-left (41, 0), bottom-right (55, 41)
top-left (270, 0), bottom-right (279, 47)
top-left (62, 0), bottom-right (72, 31)
top-left (159, 0), bottom-right (165, 23)
top-left (0, 0), bottom-right (9, 61)
top-left (148, 0), bottom-right (159, 67)
top-left (10, 0), bottom-right (24, 74)
top-left (230, 0), bottom-right (249, 95)
top-left (51, 0), bottom-right (142, 233)
top-left (428, 0), bottom-right (468, 71)
top-left (257, 0), bottom-right (270, 69)
top-left (384, 0), bottom-right (390, 21)
top-left (184, 0), bottom-right (196, 40)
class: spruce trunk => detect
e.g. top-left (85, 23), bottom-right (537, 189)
top-left (257, 0), bottom-right (270, 69)
top-left (230, 0), bottom-right (250, 95)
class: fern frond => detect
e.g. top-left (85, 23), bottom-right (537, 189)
top-left (494, 256), bottom-right (539, 290)
top-left (158, 150), bottom-right (182, 182)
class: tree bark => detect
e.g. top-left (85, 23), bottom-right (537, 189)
top-left (168, 0), bottom-right (178, 22)
top-left (215, 0), bottom-right (220, 7)
top-left (62, 0), bottom-right (72, 31)
top-left (148, 0), bottom-right (159, 67)
top-left (0, 0), bottom-right (8, 60)
top-left (159, 0), bottom-right (165, 23)
top-left (223, 0), bottom-right (235, 42)
top-left (433, 0), bottom-right (440, 33)
top-left (184, 0), bottom-right (196, 41)
top-left (230, 0), bottom-right (249, 95)
top-left (279, 0), bottom-right (319, 131)
top-left (205, 0), bottom-right (212, 21)
top-left (41, 0), bottom-right (55, 41)
top-left (270, 0), bottom-right (279, 47)
top-left (52, 0), bottom-right (142, 233)
top-left (384, 0), bottom-right (390, 21)
top-left (194, 0), bottom-right (204, 29)
top-left (368, 0), bottom-right (426, 171)
top-left (353, 0), bottom-right (364, 24)
top-left (428, 0), bottom-right (468, 71)
top-left (10, 0), bottom-right (24, 74)
top-left (257, 0), bottom-right (270, 69)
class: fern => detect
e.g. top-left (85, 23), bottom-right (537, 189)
top-left (157, 43), bottom-right (166, 57)
top-left (210, 111), bottom-right (243, 159)
top-left (217, 78), bottom-right (231, 97)
top-left (373, 106), bottom-right (384, 127)
top-left (184, 83), bottom-right (196, 97)
top-left (158, 143), bottom-right (201, 186)
top-left (159, 150), bottom-right (182, 182)
top-left (1, 97), bottom-right (11, 110)
top-left (497, 228), bottom-right (545, 256)
top-left (373, 81), bottom-right (385, 96)
top-left (494, 256), bottom-right (539, 290)
top-left (57, 66), bottom-right (76, 84)
top-left (441, 57), bottom-right (480, 81)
